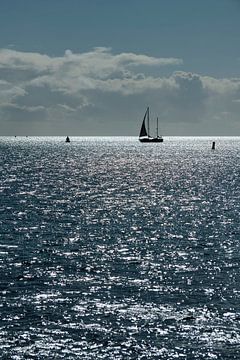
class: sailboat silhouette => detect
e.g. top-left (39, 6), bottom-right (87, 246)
top-left (139, 107), bottom-right (163, 143)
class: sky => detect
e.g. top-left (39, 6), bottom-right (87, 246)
top-left (0, 0), bottom-right (240, 136)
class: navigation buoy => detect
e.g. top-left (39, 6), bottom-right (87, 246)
top-left (212, 141), bottom-right (215, 150)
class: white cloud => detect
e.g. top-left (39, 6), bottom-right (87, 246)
top-left (0, 49), bottom-right (56, 72)
top-left (201, 75), bottom-right (240, 94)
top-left (0, 81), bottom-right (26, 104)
top-left (0, 47), bottom-right (182, 102)
top-left (0, 47), bottom-right (240, 135)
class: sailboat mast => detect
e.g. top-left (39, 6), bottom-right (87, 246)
top-left (147, 107), bottom-right (150, 138)
top-left (157, 117), bottom-right (158, 137)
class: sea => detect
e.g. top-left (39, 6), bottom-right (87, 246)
top-left (0, 136), bottom-right (240, 359)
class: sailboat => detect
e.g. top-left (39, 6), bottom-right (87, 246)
top-left (139, 107), bottom-right (163, 143)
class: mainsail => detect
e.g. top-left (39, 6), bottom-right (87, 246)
top-left (139, 107), bottom-right (149, 138)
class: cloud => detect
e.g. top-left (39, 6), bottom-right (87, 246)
top-left (162, 71), bottom-right (207, 123)
top-left (0, 81), bottom-right (26, 104)
top-left (0, 102), bottom-right (47, 123)
top-left (0, 47), bottom-right (240, 135)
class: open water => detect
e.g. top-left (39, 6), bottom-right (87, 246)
top-left (0, 136), bottom-right (240, 359)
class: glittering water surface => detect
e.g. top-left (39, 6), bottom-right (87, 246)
top-left (0, 136), bottom-right (240, 359)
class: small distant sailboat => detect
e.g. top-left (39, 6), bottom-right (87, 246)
top-left (65, 136), bottom-right (70, 143)
top-left (139, 107), bottom-right (163, 143)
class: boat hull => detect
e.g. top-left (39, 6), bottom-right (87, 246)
top-left (139, 137), bottom-right (163, 143)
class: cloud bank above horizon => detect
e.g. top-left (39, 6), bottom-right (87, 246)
top-left (0, 47), bottom-right (240, 135)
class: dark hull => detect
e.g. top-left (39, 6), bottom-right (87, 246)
top-left (139, 137), bottom-right (163, 143)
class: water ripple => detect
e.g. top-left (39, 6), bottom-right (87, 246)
top-left (0, 136), bottom-right (240, 359)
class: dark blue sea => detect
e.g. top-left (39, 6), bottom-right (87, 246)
top-left (0, 136), bottom-right (240, 359)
